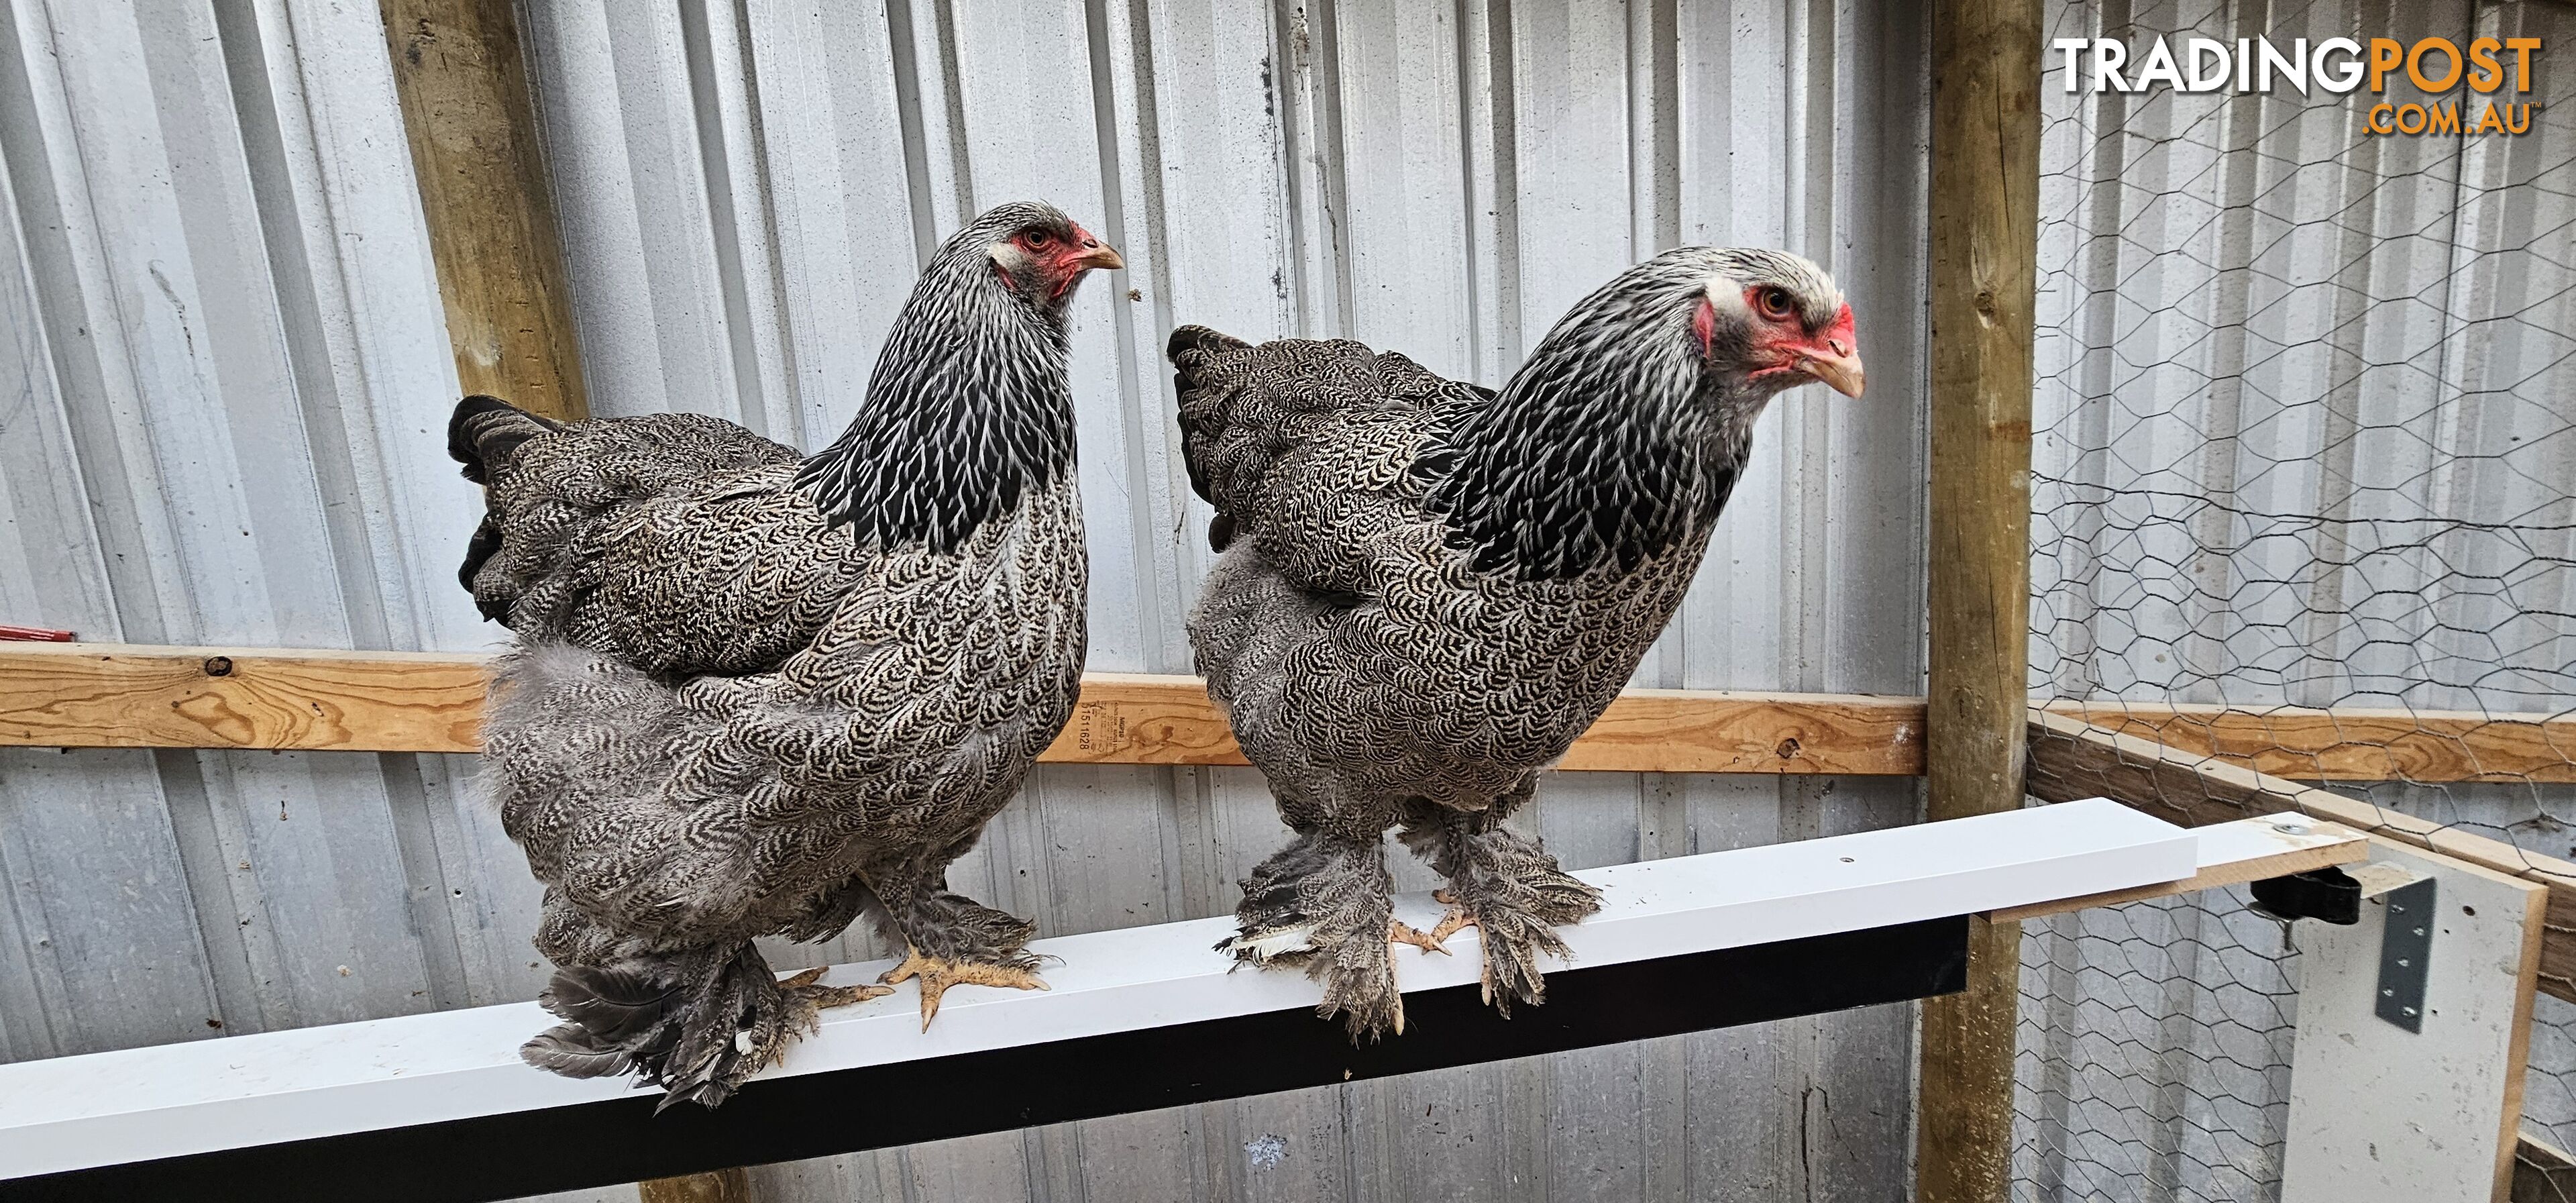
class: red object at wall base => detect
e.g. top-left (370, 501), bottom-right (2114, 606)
top-left (0, 624), bottom-right (76, 641)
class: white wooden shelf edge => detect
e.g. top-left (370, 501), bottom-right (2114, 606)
top-left (0, 797), bottom-right (2194, 1178)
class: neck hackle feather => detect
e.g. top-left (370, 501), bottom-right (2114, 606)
top-left (1419, 246), bottom-right (1835, 581)
top-left (795, 201), bottom-right (1081, 555)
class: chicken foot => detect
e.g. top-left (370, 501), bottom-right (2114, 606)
top-left (1387, 890), bottom-right (1473, 954)
top-left (1400, 802), bottom-right (1602, 1014)
top-left (1219, 831), bottom-right (1408, 1039)
top-left (880, 948), bottom-right (1049, 1029)
top-left (776, 965), bottom-right (896, 1010)
top-left (871, 880), bottom-right (1050, 1029)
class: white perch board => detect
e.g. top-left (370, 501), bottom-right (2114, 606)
top-left (0, 798), bottom-right (2194, 1182)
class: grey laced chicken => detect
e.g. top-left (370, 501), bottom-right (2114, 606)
top-left (449, 201), bottom-right (1120, 1108)
top-left (1171, 247), bottom-right (1864, 1037)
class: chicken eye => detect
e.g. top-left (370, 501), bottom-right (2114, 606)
top-left (1024, 230), bottom-right (1057, 250)
top-left (1756, 286), bottom-right (1796, 321)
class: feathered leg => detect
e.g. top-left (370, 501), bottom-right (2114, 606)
top-left (1218, 830), bottom-right (1407, 1039)
top-left (1398, 788), bottom-right (1603, 1014)
top-left (520, 943), bottom-right (888, 1110)
top-left (869, 868), bottom-right (1048, 1029)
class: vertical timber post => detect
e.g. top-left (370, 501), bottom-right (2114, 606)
top-left (1918, 0), bottom-right (2041, 1200)
top-left (380, 0), bottom-right (588, 421)
top-left (378, 0), bottom-right (686, 1191)
top-left (637, 1168), bottom-right (757, 1203)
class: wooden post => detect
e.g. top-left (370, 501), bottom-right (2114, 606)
top-left (378, 0), bottom-right (680, 1189)
top-left (380, 0), bottom-right (588, 421)
top-left (639, 1167), bottom-right (755, 1203)
top-left (1918, 0), bottom-right (2041, 1199)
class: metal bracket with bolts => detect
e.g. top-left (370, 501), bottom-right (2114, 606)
top-left (2374, 876), bottom-right (2436, 1034)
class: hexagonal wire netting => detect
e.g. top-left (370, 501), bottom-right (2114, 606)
top-left (2017, 1), bottom-right (2576, 1200)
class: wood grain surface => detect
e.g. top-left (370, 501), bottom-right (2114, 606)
top-left (0, 645), bottom-right (1931, 775)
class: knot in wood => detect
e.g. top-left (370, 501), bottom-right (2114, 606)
top-left (201, 656), bottom-right (234, 678)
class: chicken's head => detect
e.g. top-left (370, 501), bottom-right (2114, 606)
top-left (1688, 250), bottom-right (1864, 400)
top-left (976, 201), bottom-right (1124, 311)
top-left (1419, 246), bottom-right (1866, 580)
top-left (800, 201), bottom-right (1116, 545)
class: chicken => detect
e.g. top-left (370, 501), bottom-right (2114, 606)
top-left (449, 201), bottom-right (1121, 1108)
top-left (1171, 247), bottom-right (1864, 1037)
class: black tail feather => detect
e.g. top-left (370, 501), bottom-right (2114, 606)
top-left (1165, 322), bottom-right (1248, 366)
top-left (448, 395), bottom-right (561, 485)
top-left (1167, 326), bottom-right (1251, 552)
top-left (449, 396), bottom-right (563, 617)
top-left (460, 517), bottom-right (508, 620)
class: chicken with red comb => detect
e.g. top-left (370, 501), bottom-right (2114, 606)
top-left (1171, 246), bottom-right (1864, 1037)
top-left (450, 201), bottom-right (1118, 1108)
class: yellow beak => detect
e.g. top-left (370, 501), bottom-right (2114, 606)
top-left (1794, 337), bottom-right (1864, 398)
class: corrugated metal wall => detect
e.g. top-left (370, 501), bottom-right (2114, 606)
top-left (0, 0), bottom-right (524, 1055)
top-left (0, 1), bottom-right (1933, 1200)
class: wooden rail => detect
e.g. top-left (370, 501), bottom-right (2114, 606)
top-left (0, 643), bottom-right (1927, 776)
top-left (2058, 700), bottom-right (2576, 785)
top-left (2030, 709), bottom-right (2576, 1004)
top-left (8, 645), bottom-right (2571, 786)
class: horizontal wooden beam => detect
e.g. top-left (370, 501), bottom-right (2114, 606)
top-left (2028, 709), bottom-right (2576, 1003)
top-left (2060, 700), bottom-right (2576, 785)
top-left (1987, 814), bottom-right (2368, 923)
top-left (11, 645), bottom-right (2569, 786)
top-left (2514, 1133), bottom-right (2576, 1203)
top-left (0, 645), bottom-right (489, 754)
top-left (0, 645), bottom-right (1927, 776)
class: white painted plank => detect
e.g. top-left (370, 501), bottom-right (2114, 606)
top-left (0, 800), bottom-right (2193, 1179)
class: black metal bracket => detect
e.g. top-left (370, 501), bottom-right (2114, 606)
top-left (2251, 865), bottom-right (2363, 925)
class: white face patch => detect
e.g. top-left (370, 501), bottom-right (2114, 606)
top-left (1702, 274), bottom-right (1752, 323)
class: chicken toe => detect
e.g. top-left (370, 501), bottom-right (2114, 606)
top-left (1388, 899), bottom-right (1472, 955)
top-left (777, 965), bottom-right (896, 1011)
top-left (882, 946), bottom-right (1049, 1030)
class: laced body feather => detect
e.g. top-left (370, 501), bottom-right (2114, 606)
top-left (453, 201), bottom-right (1095, 1105)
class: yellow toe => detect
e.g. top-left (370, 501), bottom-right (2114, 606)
top-left (883, 946), bottom-right (1049, 1030)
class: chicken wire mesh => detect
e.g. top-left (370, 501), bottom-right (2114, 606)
top-left (2019, 0), bottom-right (2576, 1198)
top-left (2015, 884), bottom-right (2302, 1202)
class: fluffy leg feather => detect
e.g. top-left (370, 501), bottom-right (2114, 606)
top-left (1218, 831), bottom-right (1405, 1039)
top-left (521, 944), bottom-right (886, 1110)
top-left (1399, 800), bottom-right (1603, 1014)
